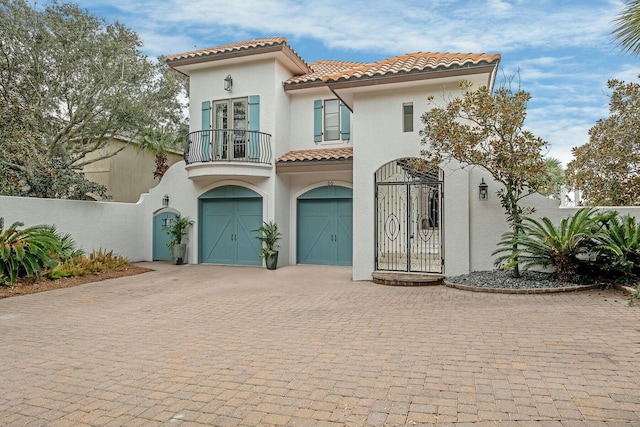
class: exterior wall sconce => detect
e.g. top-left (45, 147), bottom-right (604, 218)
top-left (224, 74), bottom-right (233, 92)
top-left (162, 194), bottom-right (170, 207)
top-left (479, 178), bottom-right (488, 201)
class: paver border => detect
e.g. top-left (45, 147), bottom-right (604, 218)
top-left (444, 281), bottom-right (600, 294)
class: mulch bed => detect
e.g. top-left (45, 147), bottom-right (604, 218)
top-left (0, 265), bottom-right (153, 299)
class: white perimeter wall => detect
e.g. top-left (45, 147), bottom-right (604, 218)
top-left (0, 195), bottom-right (146, 261)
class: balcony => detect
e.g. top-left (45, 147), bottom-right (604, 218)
top-left (184, 129), bottom-right (273, 180)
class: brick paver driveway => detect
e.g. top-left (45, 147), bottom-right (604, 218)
top-left (1, 263), bottom-right (639, 426)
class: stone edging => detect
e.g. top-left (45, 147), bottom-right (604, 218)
top-left (444, 281), bottom-right (600, 294)
top-left (613, 284), bottom-right (637, 295)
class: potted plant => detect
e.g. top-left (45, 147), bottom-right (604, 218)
top-left (163, 214), bottom-right (194, 265)
top-left (254, 221), bottom-right (282, 270)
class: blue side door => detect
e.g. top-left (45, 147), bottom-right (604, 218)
top-left (153, 212), bottom-right (177, 261)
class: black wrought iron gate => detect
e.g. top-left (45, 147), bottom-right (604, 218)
top-left (375, 159), bottom-right (443, 273)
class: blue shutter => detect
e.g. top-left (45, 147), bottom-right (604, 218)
top-left (340, 103), bottom-right (350, 141)
top-left (248, 95), bottom-right (260, 162)
top-left (314, 99), bottom-right (323, 143)
top-left (201, 101), bottom-right (211, 161)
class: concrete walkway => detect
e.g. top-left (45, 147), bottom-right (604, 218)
top-left (0, 262), bottom-right (639, 426)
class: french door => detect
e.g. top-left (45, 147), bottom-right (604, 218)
top-left (213, 98), bottom-right (247, 160)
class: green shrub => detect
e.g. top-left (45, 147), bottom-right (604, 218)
top-left (595, 214), bottom-right (640, 278)
top-left (0, 218), bottom-right (62, 286)
top-left (493, 208), bottom-right (609, 282)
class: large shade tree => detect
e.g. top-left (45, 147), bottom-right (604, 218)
top-left (612, 0), bottom-right (640, 55)
top-left (566, 79), bottom-right (640, 206)
top-left (420, 81), bottom-right (550, 277)
top-left (0, 0), bottom-right (187, 198)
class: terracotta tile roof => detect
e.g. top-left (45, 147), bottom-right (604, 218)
top-left (165, 37), bottom-right (308, 69)
top-left (323, 52), bottom-right (501, 83)
top-left (277, 147), bottom-right (353, 163)
top-left (285, 60), bottom-right (368, 85)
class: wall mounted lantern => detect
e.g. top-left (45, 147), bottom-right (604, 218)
top-left (224, 74), bottom-right (233, 92)
top-left (162, 194), bottom-right (170, 207)
top-left (479, 178), bottom-right (488, 201)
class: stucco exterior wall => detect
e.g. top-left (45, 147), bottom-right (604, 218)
top-left (350, 78), bottom-right (486, 280)
top-left (0, 195), bottom-right (145, 261)
top-left (288, 87), bottom-right (343, 152)
top-left (189, 59), bottom-right (278, 135)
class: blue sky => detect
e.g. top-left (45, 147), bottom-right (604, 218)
top-left (59, 0), bottom-right (639, 166)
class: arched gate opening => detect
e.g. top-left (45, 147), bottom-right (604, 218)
top-left (375, 158), bottom-right (443, 273)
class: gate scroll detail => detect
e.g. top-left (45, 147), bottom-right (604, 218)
top-left (375, 159), bottom-right (443, 273)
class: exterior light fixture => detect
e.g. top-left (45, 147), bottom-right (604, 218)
top-left (224, 74), bottom-right (233, 92)
top-left (479, 178), bottom-right (488, 201)
top-left (162, 194), bottom-right (170, 207)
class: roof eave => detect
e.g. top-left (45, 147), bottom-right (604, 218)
top-left (167, 44), bottom-right (310, 74)
top-left (283, 80), bottom-right (327, 91)
top-left (276, 158), bottom-right (354, 174)
top-left (324, 62), bottom-right (500, 90)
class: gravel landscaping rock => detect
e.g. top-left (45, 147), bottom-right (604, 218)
top-left (446, 269), bottom-right (582, 290)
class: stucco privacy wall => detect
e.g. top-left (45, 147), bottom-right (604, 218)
top-left (351, 78), bottom-right (483, 279)
top-left (467, 166), bottom-right (640, 272)
top-left (2, 181), bottom-right (640, 277)
top-left (0, 195), bottom-right (145, 261)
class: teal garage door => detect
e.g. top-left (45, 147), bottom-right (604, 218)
top-left (297, 186), bottom-right (352, 266)
top-left (153, 211), bottom-right (177, 261)
top-left (199, 186), bottom-right (262, 266)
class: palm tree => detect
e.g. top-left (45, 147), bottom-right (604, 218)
top-left (612, 0), bottom-right (640, 55)
top-left (137, 127), bottom-right (185, 180)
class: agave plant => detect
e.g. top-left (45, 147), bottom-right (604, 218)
top-left (595, 214), bottom-right (640, 277)
top-left (493, 208), bottom-right (608, 282)
top-left (0, 218), bottom-right (62, 286)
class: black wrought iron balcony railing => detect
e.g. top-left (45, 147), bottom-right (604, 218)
top-left (184, 129), bottom-right (272, 165)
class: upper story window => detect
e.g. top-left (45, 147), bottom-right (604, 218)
top-left (324, 99), bottom-right (340, 141)
top-left (314, 99), bottom-right (350, 143)
top-left (403, 102), bottom-right (413, 132)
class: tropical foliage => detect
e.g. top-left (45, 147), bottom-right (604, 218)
top-left (494, 208), bottom-right (640, 284)
top-left (48, 249), bottom-right (128, 279)
top-left (421, 80), bottom-right (550, 277)
top-left (612, 0), bottom-right (640, 56)
top-left (537, 158), bottom-right (566, 200)
top-left (163, 215), bottom-right (194, 249)
top-left (1, 217), bottom-right (129, 286)
top-left (0, 218), bottom-right (62, 285)
top-left (254, 221), bottom-right (282, 258)
top-left (493, 208), bottom-right (608, 282)
top-left (595, 214), bottom-right (640, 277)
top-left (566, 79), bottom-right (640, 206)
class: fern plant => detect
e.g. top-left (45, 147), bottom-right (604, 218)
top-left (0, 218), bottom-right (62, 286)
top-left (493, 208), bottom-right (608, 282)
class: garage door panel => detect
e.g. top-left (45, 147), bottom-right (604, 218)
top-left (336, 199), bottom-right (353, 266)
top-left (201, 208), bottom-right (234, 264)
top-left (199, 194), bottom-right (262, 266)
top-left (236, 200), bottom-right (262, 266)
top-left (297, 192), bottom-right (352, 266)
top-left (298, 216), bottom-right (332, 264)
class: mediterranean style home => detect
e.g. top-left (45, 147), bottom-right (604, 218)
top-left (150, 37), bottom-right (504, 279)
